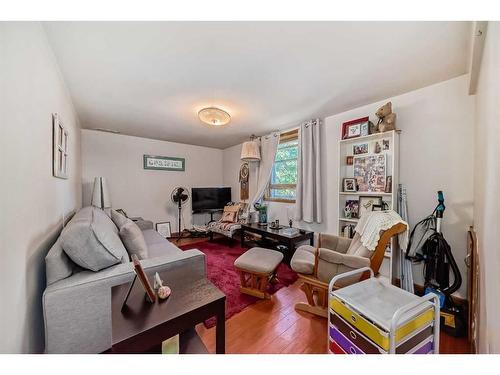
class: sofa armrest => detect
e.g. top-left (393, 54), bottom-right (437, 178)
top-left (319, 233), bottom-right (352, 254)
top-left (318, 248), bottom-right (370, 269)
top-left (43, 249), bottom-right (205, 353)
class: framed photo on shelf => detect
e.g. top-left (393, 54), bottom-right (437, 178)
top-left (353, 142), bottom-right (369, 155)
top-left (156, 221), bottom-right (172, 238)
top-left (359, 196), bottom-right (383, 217)
top-left (346, 155), bottom-right (354, 165)
top-left (344, 200), bottom-right (359, 219)
top-left (385, 176), bottom-right (393, 193)
top-left (341, 116), bottom-right (369, 140)
top-left (353, 154), bottom-right (386, 192)
top-left (360, 121), bottom-right (370, 136)
top-left (343, 178), bottom-right (357, 192)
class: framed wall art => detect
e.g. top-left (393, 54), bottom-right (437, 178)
top-left (353, 154), bottom-right (387, 192)
top-left (52, 113), bottom-right (69, 179)
top-left (143, 155), bottom-right (185, 171)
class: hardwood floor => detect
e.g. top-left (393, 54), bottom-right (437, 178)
top-left (196, 279), bottom-right (470, 354)
top-left (173, 236), bottom-right (470, 354)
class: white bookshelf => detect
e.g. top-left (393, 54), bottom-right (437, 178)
top-left (337, 129), bottom-right (400, 282)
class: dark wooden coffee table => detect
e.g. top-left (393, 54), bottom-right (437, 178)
top-left (111, 276), bottom-right (225, 354)
top-left (240, 223), bottom-right (314, 262)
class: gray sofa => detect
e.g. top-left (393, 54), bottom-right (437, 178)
top-left (42, 207), bottom-right (206, 354)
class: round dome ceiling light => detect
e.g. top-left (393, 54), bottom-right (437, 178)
top-left (198, 107), bottom-right (231, 126)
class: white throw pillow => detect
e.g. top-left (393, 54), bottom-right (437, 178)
top-left (119, 219), bottom-right (149, 260)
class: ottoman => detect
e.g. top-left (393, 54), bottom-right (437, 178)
top-left (234, 247), bottom-right (284, 299)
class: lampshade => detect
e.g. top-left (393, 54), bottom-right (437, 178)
top-left (91, 177), bottom-right (111, 209)
top-left (241, 139), bottom-right (261, 162)
top-left (198, 107), bottom-right (231, 126)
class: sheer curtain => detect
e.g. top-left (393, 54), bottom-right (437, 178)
top-left (294, 119), bottom-right (322, 223)
top-left (250, 132), bottom-right (280, 207)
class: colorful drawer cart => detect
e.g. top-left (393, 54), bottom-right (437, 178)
top-left (327, 268), bottom-right (440, 354)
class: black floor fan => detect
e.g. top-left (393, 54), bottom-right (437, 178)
top-left (170, 187), bottom-right (189, 242)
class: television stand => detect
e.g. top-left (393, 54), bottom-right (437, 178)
top-left (192, 208), bottom-right (223, 224)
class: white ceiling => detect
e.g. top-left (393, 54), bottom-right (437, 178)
top-left (43, 22), bottom-right (472, 149)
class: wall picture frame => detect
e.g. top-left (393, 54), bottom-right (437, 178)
top-left (156, 221), bottom-right (172, 238)
top-left (52, 113), bottom-right (69, 179)
top-left (143, 155), bottom-right (185, 171)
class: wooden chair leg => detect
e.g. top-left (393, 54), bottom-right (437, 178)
top-left (294, 278), bottom-right (328, 318)
top-left (301, 282), bottom-right (315, 306)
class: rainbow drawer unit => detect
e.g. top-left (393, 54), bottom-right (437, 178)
top-left (327, 267), bottom-right (440, 354)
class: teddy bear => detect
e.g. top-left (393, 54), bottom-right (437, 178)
top-left (375, 101), bottom-right (397, 133)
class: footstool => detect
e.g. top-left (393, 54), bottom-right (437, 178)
top-left (234, 247), bottom-right (283, 299)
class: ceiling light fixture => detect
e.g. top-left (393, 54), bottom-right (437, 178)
top-left (198, 107), bottom-right (231, 126)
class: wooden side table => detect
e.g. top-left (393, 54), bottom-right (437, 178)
top-left (111, 276), bottom-right (226, 354)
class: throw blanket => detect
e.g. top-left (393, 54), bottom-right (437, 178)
top-left (354, 210), bottom-right (409, 251)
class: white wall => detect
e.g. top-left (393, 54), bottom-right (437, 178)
top-left (82, 130), bottom-right (224, 231)
top-left (223, 75), bottom-right (474, 298)
top-left (474, 22), bottom-right (500, 354)
top-left (0, 23), bottom-right (82, 353)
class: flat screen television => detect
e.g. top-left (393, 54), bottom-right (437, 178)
top-left (191, 187), bottom-right (232, 212)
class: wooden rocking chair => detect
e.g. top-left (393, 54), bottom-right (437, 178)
top-left (290, 222), bottom-right (407, 318)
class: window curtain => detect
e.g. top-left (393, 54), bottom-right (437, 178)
top-left (250, 132), bottom-right (281, 208)
top-left (294, 119), bottom-right (322, 223)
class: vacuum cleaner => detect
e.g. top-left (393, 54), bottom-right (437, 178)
top-left (406, 191), bottom-right (466, 337)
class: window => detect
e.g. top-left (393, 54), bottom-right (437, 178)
top-left (265, 130), bottom-right (298, 202)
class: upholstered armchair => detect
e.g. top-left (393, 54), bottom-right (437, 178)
top-left (208, 202), bottom-right (248, 241)
top-left (290, 222), bottom-right (407, 317)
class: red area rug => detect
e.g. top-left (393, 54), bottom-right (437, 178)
top-left (179, 239), bottom-right (298, 327)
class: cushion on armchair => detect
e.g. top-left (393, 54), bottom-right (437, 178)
top-left (319, 233), bottom-right (352, 254)
top-left (221, 204), bottom-right (240, 223)
top-left (346, 233), bottom-right (373, 258)
top-left (290, 245), bottom-right (316, 275)
top-left (318, 248), bottom-right (371, 268)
